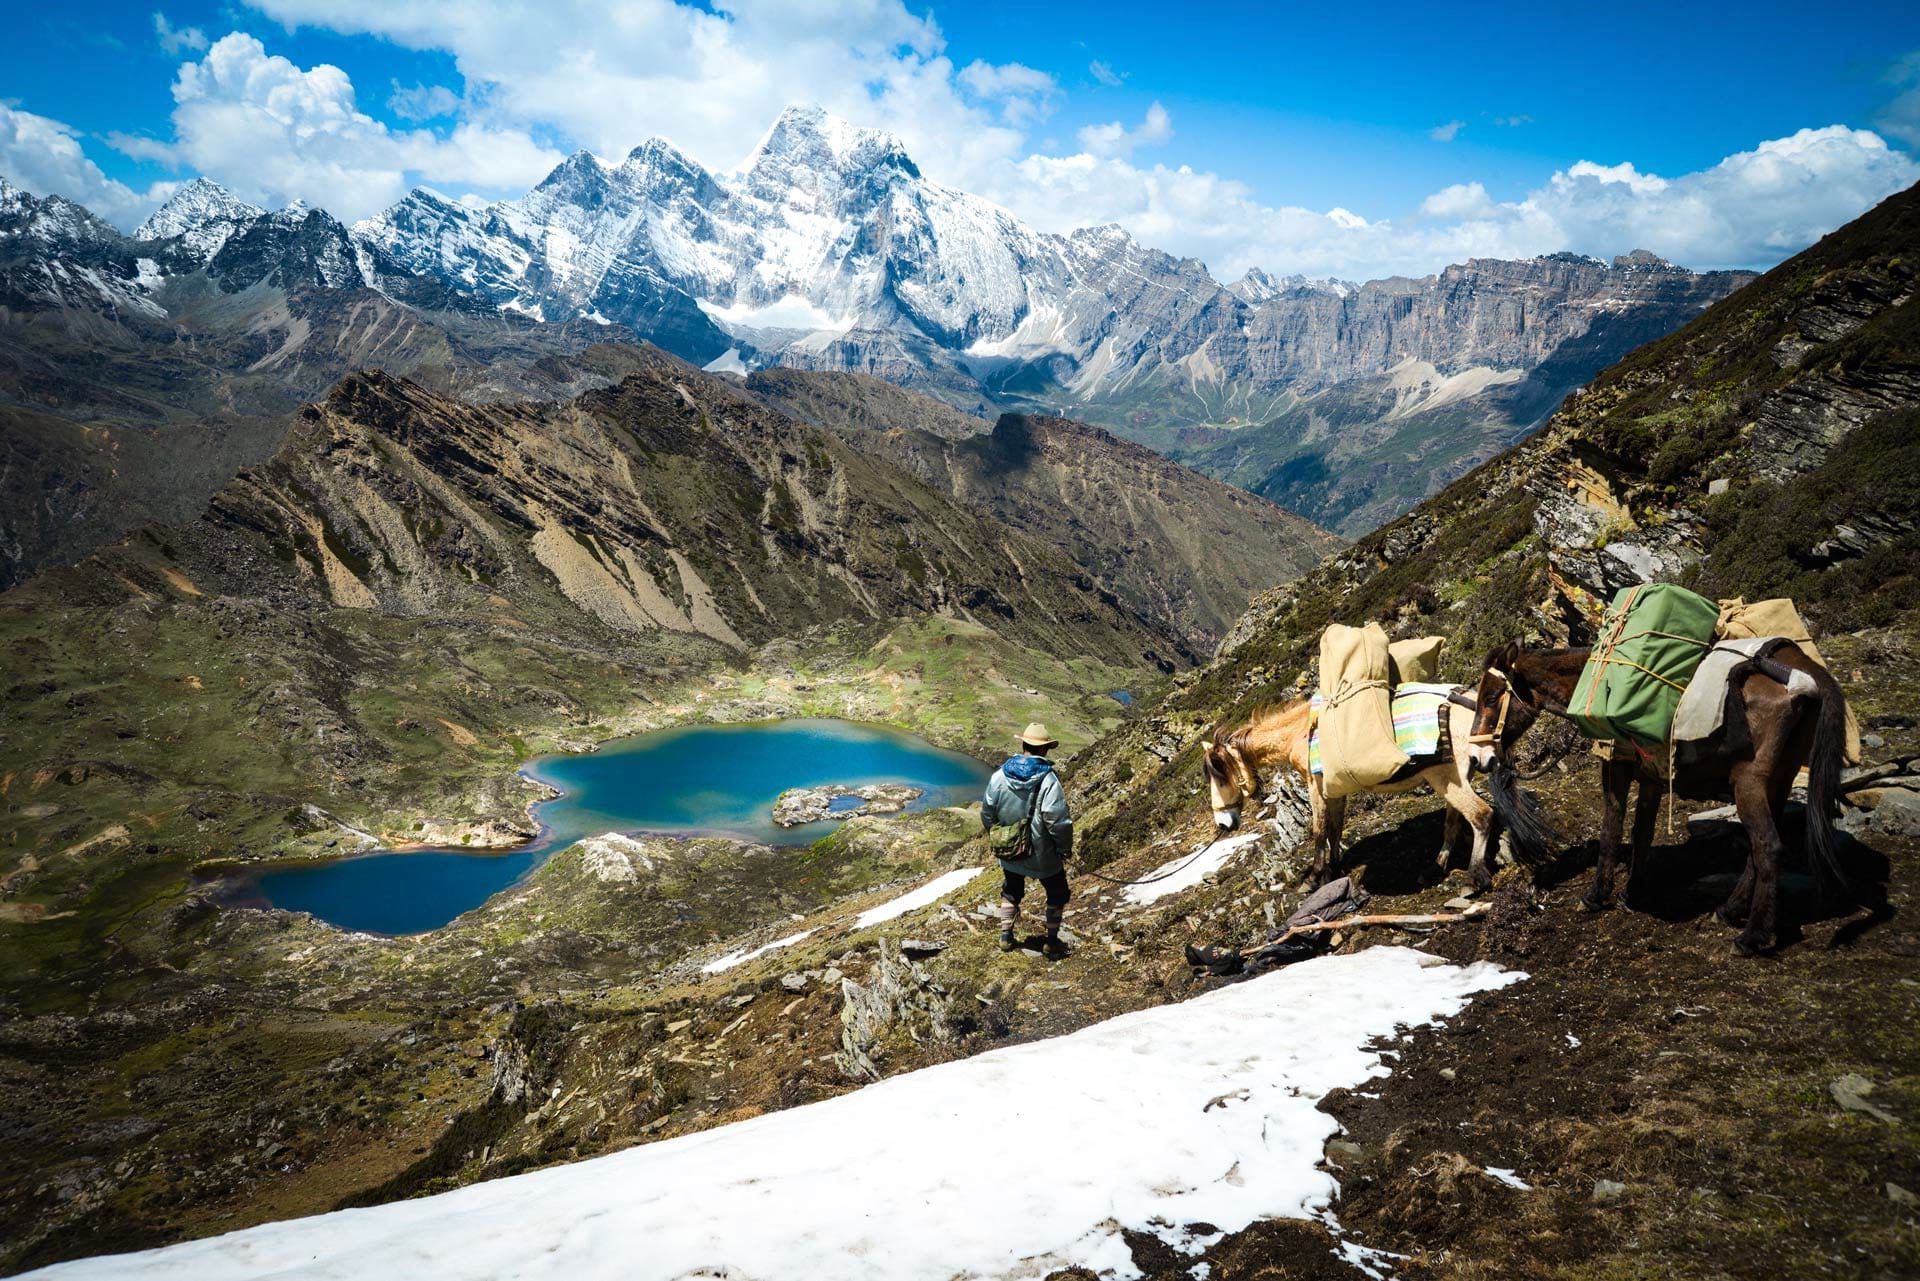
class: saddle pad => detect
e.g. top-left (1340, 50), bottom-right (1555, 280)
top-left (1673, 637), bottom-right (1808, 744)
top-left (1310, 683), bottom-right (1453, 776)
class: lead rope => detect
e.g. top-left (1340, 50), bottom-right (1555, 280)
top-left (1069, 832), bottom-right (1229, 887)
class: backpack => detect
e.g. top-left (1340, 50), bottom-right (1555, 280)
top-left (988, 777), bottom-right (1041, 862)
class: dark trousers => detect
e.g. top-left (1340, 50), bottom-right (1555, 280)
top-left (1001, 870), bottom-right (1071, 907)
top-left (1000, 870), bottom-right (1070, 937)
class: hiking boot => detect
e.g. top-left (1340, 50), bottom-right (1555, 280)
top-left (998, 930), bottom-right (1017, 953)
top-left (1041, 936), bottom-right (1069, 961)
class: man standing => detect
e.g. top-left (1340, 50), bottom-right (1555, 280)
top-left (981, 722), bottom-right (1073, 959)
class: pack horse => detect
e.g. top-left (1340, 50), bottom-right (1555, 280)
top-left (1467, 637), bottom-right (1853, 955)
top-left (1200, 693), bottom-right (1506, 890)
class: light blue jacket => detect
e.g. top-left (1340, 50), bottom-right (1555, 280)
top-left (981, 754), bottom-right (1072, 878)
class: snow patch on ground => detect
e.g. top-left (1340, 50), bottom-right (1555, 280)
top-left (37, 947), bottom-right (1521, 1281)
top-left (701, 346), bottom-right (749, 374)
top-left (853, 867), bottom-right (986, 928)
top-left (1335, 1238), bottom-right (1410, 1279)
top-left (1483, 1166), bottom-right (1533, 1190)
top-left (700, 929), bottom-right (815, 975)
top-left (698, 293), bottom-right (852, 333)
top-left (1125, 831), bottom-right (1266, 905)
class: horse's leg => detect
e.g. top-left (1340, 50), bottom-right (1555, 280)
top-left (1585, 757), bottom-right (1634, 911)
top-left (1306, 778), bottom-right (1330, 886)
top-left (1438, 804), bottom-right (1461, 871)
top-left (1443, 778), bottom-right (1496, 893)
top-left (1323, 795), bottom-right (1348, 885)
top-left (1623, 777), bottom-right (1663, 909)
top-left (1716, 772), bottom-right (1778, 928)
top-left (1730, 764), bottom-right (1784, 956)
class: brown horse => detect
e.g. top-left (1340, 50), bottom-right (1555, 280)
top-left (1201, 696), bottom-right (1500, 889)
top-left (1468, 640), bottom-right (1852, 955)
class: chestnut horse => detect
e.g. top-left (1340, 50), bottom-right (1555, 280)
top-left (1200, 696), bottom-right (1501, 890)
top-left (1468, 640), bottom-right (1852, 955)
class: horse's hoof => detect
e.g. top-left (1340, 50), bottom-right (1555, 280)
top-left (1580, 893), bottom-right (1612, 914)
top-left (1469, 867), bottom-right (1494, 894)
top-left (1732, 933), bottom-right (1766, 958)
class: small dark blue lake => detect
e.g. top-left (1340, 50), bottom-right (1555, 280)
top-left (244, 719), bottom-right (990, 937)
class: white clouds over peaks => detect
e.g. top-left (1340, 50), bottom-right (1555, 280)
top-left (992, 124), bottom-right (1918, 282)
top-left (0, 102), bottom-right (161, 227)
top-left (109, 32), bottom-right (564, 221)
top-left (1419, 181), bottom-right (1495, 219)
top-left (246, 0), bottom-right (1026, 191)
top-left (2, 0), bottom-right (1912, 279)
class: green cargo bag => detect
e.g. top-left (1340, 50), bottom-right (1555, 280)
top-left (988, 786), bottom-right (1039, 862)
top-left (1567, 583), bottom-right (1719, 749)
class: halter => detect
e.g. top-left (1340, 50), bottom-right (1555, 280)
top-left (1467, 667), bottom-right (1513, 746)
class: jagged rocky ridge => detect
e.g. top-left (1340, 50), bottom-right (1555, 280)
top-left (337, 106), bottom-right (1753, 528)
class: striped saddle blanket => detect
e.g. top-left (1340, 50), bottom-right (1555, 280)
top-left (1309, 682), bottom-right (1455, 777)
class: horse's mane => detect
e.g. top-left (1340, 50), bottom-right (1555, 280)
top-left (1218, 697), bottom-right (1312, 759)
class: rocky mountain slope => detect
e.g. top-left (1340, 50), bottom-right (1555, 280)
top-left (750, 367), bottom-right (1341, 647)
top-left (0, 179), bottom-right (670, 591)
top-left (143, 351), bottom-right (1188, 669)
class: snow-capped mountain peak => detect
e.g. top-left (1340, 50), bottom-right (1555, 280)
top-left (740, 104), bottom-right (918, 180)
top-left (136, 178), bottom-right (263, 243)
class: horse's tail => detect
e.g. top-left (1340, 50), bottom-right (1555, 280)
top-left (1803, 663), bottom-right (1855, 907)
top-left (1486, 758), bottom-right (1563, 867)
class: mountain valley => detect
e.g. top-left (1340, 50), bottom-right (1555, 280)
top-left (0, 68), bottom-right (1916, 1281)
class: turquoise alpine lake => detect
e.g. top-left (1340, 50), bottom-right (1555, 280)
top-left (244, 719), bottom-right (991, 937)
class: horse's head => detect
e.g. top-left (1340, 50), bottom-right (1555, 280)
top-left (1199, 729), bottom-right (1261, 831)
top-left (1468, 640), bottom-right (1547, 770)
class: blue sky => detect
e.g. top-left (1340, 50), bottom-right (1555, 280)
top-left (4, 1), bottom-right (1919, 280)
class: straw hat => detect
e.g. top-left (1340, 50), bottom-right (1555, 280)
top-left (1018, 721), bottom-right (1059, 751)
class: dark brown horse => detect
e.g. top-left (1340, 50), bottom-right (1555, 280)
top-left (1466, 640), bottom-right (1852, 955)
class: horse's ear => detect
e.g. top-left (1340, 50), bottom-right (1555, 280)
top-left (1489, 640), bottom-right (1519, 673)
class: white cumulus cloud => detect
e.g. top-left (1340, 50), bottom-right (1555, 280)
top-left (991, 125), bottom-right (1919, 282)
top-left (957, 60), bottom-right (1057, 125)
top-left (0, 102), bottom-right (163, 228)
top-left (1076, 101), bottom-right (1172, 158)
top-left (109, 32), bottom-right (565, 220)
top-left (1419, 181), bottom-right (1494, 219)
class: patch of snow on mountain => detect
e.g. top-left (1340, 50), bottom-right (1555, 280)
top-left (699, 293), bottom-right (852, 333)
top-left (1125, 830), bottom-right (1267, 905)
top-left (701, 928), bottom-right (814, 974)
top-left (701, 346), bottom-right (749, 374)
top-left (33, 947), bottom-right (1522, 1281)
top-left (853, 867), bottom-right (986, 928)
